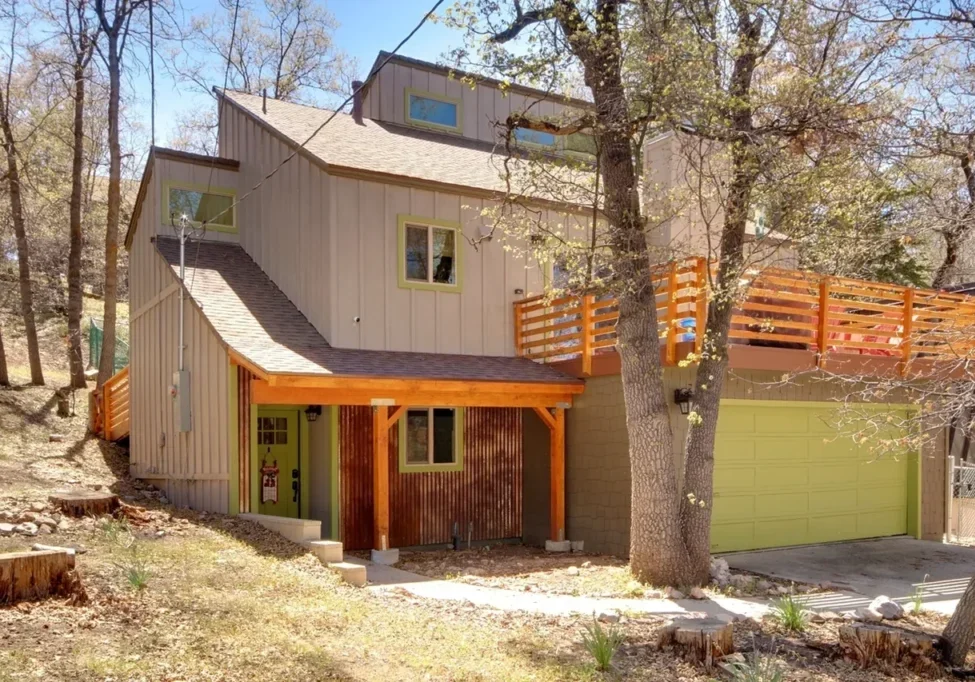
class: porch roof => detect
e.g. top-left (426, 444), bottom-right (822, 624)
top-left (154, 237), bottom-right (581, 395)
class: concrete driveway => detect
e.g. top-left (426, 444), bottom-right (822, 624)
top-left (724, 537), bottom-right (975, 614)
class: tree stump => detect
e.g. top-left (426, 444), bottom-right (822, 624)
top-left (0, 550), bottom-right (85, 605)
top-left (838, 624), bottom-right (942, 675)
top-left (55, 388), bottom-right (71, 418)
top-left (49, 489), bottom-right (119, 517)
top-left (657, 618), bottom-right (734, 670)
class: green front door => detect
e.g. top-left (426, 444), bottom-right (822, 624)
top-left (710, 401), bottom-right (916, 553)
top-left (257, 408), bottom-right (300, 518)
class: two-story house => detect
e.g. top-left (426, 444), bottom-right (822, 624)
top-left (120, 51), bottom-right (956, 566)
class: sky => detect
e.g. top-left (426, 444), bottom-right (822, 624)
top-left (139, 0), bottom-right (465, 147)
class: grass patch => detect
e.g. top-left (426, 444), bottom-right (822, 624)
top-left (581, 616), bottom-right (624, 672)
top-left (769, 594), bottom-right (809, 633)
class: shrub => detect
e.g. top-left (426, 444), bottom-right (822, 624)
top-left (725, 651), bottom-right (784, 682)
top-left (121, 545), bottom-right (151, 591)
top-left (581, 616), bottom-right (624, 671)
top-left (910, 574), bottom-right (929, 615)
top-left (769, 594), bottom-right (809, 632)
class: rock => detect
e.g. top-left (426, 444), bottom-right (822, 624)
top-left (597, 611), bottom-right (620, 624)
top-left (854, 607), bottom-right (883, 623)
top-left (570, 540), bottom-right (585, 552)
top-left (581, 561), bottom-right (592, 569)
top-left (869, 596), bottom-right (904, 620)
top-left (0, 523), bottom-right (14, 536)
top-left (37, 525), bottom-right (53, 535)
top-left (730, 574), bottom-right (753, 589)
top-left (810, 613), bottom-right (826, 624)
top-left (819, 611), bottom-right (841, 621)
top-left (57, 519), bottom-right (71, 531)
top-left (158, 495), bottom-right (169, 505)
top-left (30, 502), bottom-right (46, 513)
top-left (756, 579), bottom-right (773, 592)
top-left (34, 516), bottom-right (57, 528)
top-left (709, 558), bottom-right (731, 586)
top-left (566, 566), bottom-right (580, 576)
top-left (15, 522), bottom-right (38, 537)
top-left (774, 586), bottom-right (790, 596)
top-left (0, 511), bottom-right (12, 521)
top-left (721, 652), bottom-right (746, 664)
top-left (48, 434), bottom-right (65, 443)
top-left (689, 587), bottom-right (707, 600)
top-left (666, 587), bottom-right (686, 600)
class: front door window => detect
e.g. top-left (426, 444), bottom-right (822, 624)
top-left (257, 409), bottom-right (299, 518)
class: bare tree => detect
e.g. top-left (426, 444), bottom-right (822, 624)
top-left (0, 1), bottom-right (45, 386)
top-left (456, 0), bottom-right (905, 584)
top-left (93, 0), bottom-right (146, 386)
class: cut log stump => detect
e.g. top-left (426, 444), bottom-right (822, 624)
top-left (49, 489), bottom-right (119, 518)
top-left (657, 618), bottom-right (734, 670)
top-left (838, 624), bottom-right (942, 675)
top-left (0, 550), bottom-right (86, 605)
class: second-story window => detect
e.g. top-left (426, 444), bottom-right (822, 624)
top-left (164, 182), bottom-right (237, 232)
top-left (398, 215), bottom-right (463, 292)
top-left (514, 126), bottom-right (557, 148)
top-left (405, 88), bottom-right (462, 133)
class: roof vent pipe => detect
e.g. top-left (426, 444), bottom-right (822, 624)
top-left (352, 80), bottom-right (364, 124)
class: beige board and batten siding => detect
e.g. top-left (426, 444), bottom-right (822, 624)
top-left (566, 369), bottom-right (947, 557)
top-left (218, 97), bottom-right (559, 356)
top-left (362, 60), bottom-right (583, 146)
top-left (128, 159), bottom-right (232, 513)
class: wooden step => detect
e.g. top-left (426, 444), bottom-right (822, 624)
top-left (304, 540), bottom-right (343, 564)
top-left (327, 561), bottom-right (367, 587)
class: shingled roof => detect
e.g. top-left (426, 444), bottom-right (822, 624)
top-left (219, 90), bottom-right (592, 206)
top-left (154, 236), bottom-right (579, 385)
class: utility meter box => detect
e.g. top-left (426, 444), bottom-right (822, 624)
top-left (171, 370), bottom-right (192, 432)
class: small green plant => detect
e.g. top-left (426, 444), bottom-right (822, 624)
top-left (769, 593), bottom-right (808, 632)
top-left (581, 616), bottom-right (624, 672)
top-left (119, 544), bottom-right (151, 591)
top-left (910, 574), bottom-right (929, 615)
top-left (724, 651), bottom-right (785, 682)
top-left (99, 516), bottom-right (131, 546)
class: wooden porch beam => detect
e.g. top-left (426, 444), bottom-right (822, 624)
top-left (531, 406), bottom-right (557, 430)
top-left (373, 405), bottom-right (390, 552)
top-left (265, 374), bottom-right (583, 396)
top-left (550, 407), bottom-right (565, 542)
top-left (387, 404), bottom-right (407, 427)
top-left (250, 381), bottom-right (578, 408)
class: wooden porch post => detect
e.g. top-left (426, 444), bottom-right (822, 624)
top-left (550, 407), bottom-right (565, 542)
top-left (372, 405), bottom-right (390, 551)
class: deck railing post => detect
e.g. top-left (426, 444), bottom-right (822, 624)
top-left (513, 301), bottom-right (524, 357)
top-left (666, 262), bottom-right (678, 365)
top-left (694, 257), bottom-right (707, 355)
top-left (581, 295), bottom-right (594, 376)
top-left (817, 277), bottom-right (831, 368)
top-left (900, 287), bottom-right (915, 377)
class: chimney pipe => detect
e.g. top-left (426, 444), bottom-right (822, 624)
top-left (262, 88), bottom-right (267, 115)
top-left (351, 80), bottom-right (364, 125)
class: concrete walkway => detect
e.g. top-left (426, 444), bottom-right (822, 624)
top-left (349, 558), bottom-right (769, 620)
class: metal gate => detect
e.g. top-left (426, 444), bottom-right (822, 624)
top-left (948, 457), bottom-right (975, 542)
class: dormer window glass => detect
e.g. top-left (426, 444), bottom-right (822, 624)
top-left (405, 88), bottom-right (462, 133)
top-left (566, 132), bottom-right (597, 156)
top-left (163, 182), bottom-right (237, 233)
top-left (397, 215), bottom-right (464, 292)
top-left (514, 127), bottom-right (557, 148)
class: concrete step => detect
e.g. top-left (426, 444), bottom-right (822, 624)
top-left (328, 561), bottom-right (367, 587)
top-left (304, 540), bottom-right (343, 564)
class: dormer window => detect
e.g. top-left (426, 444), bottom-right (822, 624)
top-left (514, 127), bottom-right (557, 148)
top-left (405, 88), bottom-right (462, 133)
top-left (566, 132), bottom-right (597, 157)
top-left (163, 182), bottom-right (236, 233)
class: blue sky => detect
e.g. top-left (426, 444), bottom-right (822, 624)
top-left (140, 0), bottom-right (464, 146)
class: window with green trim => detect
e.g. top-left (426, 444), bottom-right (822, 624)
top-left (566, 132), bottom-right (597, 156)
top-left (405, 89), bottom-right (462, 133)
top-left (514, 126), bottom-right (557, 147)
top-left (402, 220), bottom-right (459, 287)
top-left (400, 407), bottom-right (464, 472)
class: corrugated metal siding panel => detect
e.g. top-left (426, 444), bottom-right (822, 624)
top-left (237, 366), bottom-right (254, 512)
top-left (340, 407), bottom-right (523, 550)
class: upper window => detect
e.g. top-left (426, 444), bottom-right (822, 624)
top-left (399, 407), bottom-right (464, 472)
top-left (514, 126), bottom-right (557, 148)
top-left (405, 88), bottom-right (462, 133)
top-left (397, 215), bottom-right (463, 292)
top-left (566, 132), bottom-right (597, 156)
top-left (164, 182), bottom-right (236, 233)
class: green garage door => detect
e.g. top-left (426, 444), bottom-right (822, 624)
top-left (710, 400), bottom-right (919, 553)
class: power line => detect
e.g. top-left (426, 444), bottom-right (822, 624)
top-left (199, 0), bottom-right (446, 230)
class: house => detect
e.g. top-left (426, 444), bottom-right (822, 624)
top-left (117, 51), bottom-right (960, 565)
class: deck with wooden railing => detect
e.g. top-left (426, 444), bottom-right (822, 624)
top-left (513, 257), bottom-right (975, 377)
top-left (90, 366), bottom-right (130, 441)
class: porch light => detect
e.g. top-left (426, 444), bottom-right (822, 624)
top-left (305, 405), bottom-right (322, 422)
top-left (674, 388), bottom-right (694, 416)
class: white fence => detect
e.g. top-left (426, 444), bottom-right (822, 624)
top-left (948, 457), bottom-right (975, 542)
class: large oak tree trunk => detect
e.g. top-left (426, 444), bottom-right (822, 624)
top-left (0, 90), bottom-right (44, 386)
top-left (97, 37), bottom-right (121, 387)
top-left (932, 156), bottom-right (975, 290)
top-left (943, 575), bottom-right (975, 666)
top-left (67, 60), bottom-right (87, 390)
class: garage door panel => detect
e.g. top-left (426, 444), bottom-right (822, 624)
top-left (755, 411), bottom-right (809, 434)
top-left (711, 401), bottom-right (912, 553)
top-left (754, 439), bottom-right (809, 463)
top-left (755, 492), bottom-right (808, 518)
top-left (756, 466), bottom-right (809, 488)
top-left (809, 488), bottom-right (858, 513)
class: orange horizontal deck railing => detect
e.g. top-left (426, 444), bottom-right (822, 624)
top-left (513, 257), bottom-right (975, 376)
top-left (91, 366), bottom-right (130, 441)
